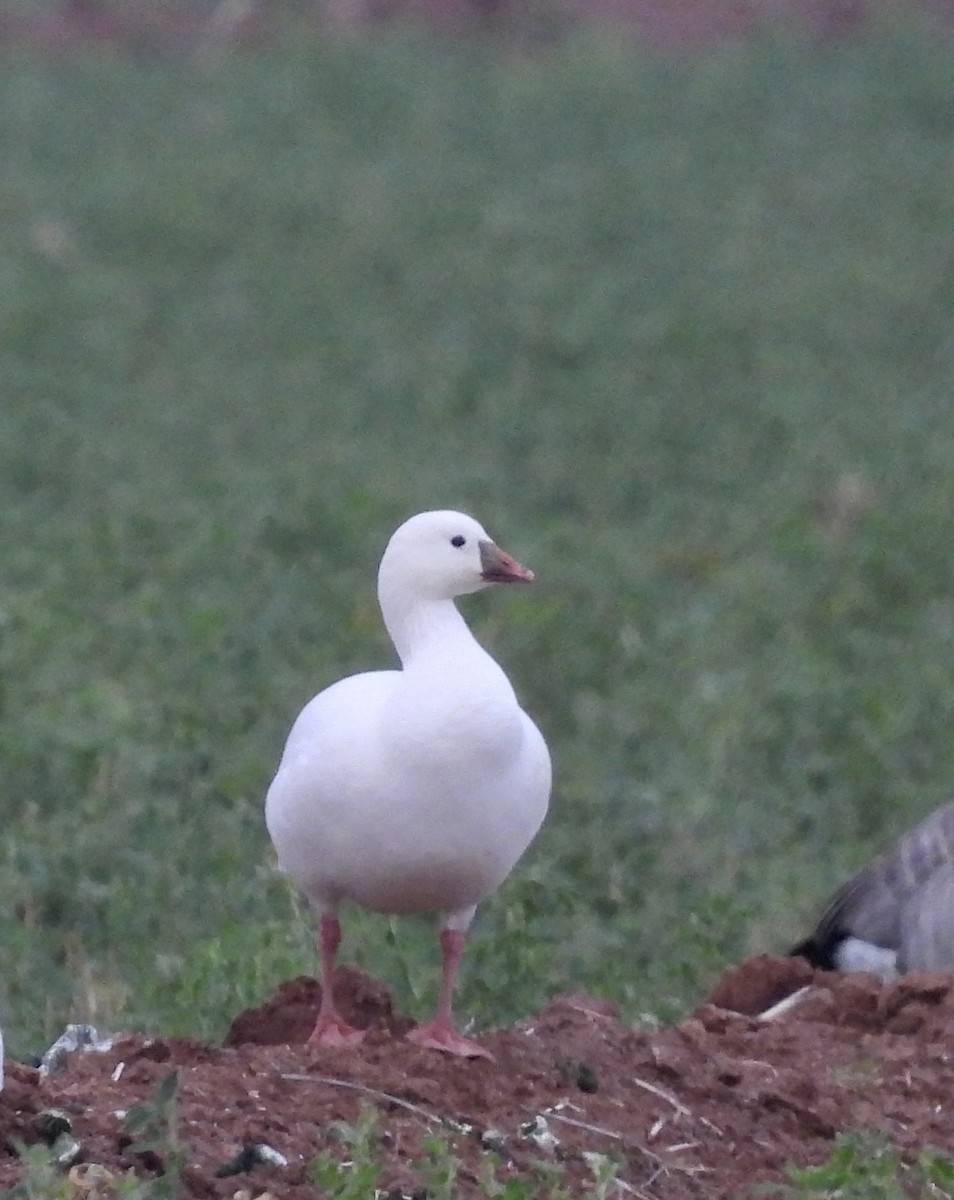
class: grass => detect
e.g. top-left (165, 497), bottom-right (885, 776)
top-left (3, 7), bottom-right (954, 1056)
top-left (768, 1129), bottom-right (954, 1199)
top-left (309, 1101), bottom-right (624, 1200)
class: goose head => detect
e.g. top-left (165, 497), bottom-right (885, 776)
top-left (378, 511), bottom-right (533, 605)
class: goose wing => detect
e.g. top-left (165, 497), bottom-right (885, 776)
top-left (793, 799), bottom-right (954, 969)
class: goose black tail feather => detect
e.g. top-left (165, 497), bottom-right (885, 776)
top-left (789, 934), bottom-right (840, 971)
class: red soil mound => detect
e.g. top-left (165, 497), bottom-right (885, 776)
top-left (3, 955), bottom-right (954, 1197)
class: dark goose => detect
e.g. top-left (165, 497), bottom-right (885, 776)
top-left (792, 800), bottom-right (954, 977)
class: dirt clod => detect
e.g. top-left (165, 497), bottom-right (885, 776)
top-left (3, 956), bottom-right (954, 1198)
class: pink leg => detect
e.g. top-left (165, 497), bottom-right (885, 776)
top-left (307, 914), bottom-right (364, 1047)
top-left (406, 929), bottom-right (493, 1060)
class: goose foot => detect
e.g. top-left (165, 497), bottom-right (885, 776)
top-left (306, 1013), bottom-right (365, 1048)
top-left (406, 1020), bottom-right (494, 1060)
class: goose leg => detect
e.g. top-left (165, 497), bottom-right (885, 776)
top-left (406, 929), bottom-right (493, 1060)
top-left (307, 914), bottom-right (364, 1047)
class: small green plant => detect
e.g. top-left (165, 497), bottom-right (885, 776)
top-left (415, 1129), bottom-right (462, 1200)
top-left (768, 1129), bottom-right (954, 1200)
top-left (505, 1156), bottom-right (575, 1200)
top-left (306, 1104), bottom-right (626, 1200)
top-left (308, 1104), bottom-right (384, 1198)
top-left (120, 1070), bottom-right (185, 1200)
top-left (916, 1147), bottom-right (954, 1196)
top-left (5, 1141), bottom-right (74, 1200)
top-left (7, 1074), bottom-right (186, 1200)
top-left (581, 1152), bottom-right (624, 1200)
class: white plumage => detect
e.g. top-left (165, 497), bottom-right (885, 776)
top-left (266, 510), bottom-right (551, 1057)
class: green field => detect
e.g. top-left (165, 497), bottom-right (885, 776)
top-left (3, 10), bottom-right (954, 1056)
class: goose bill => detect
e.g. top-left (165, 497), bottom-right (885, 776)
top-left (479, 541), bottom-right (534, 584)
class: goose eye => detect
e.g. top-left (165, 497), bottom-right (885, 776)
top-left (450, 535), bottom-right (466, 548)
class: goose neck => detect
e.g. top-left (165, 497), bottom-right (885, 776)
top-left (380, 590), bottom-right (474, 667)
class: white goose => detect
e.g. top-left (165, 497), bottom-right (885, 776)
top-left (265, 510), bottom-right (551, 1058)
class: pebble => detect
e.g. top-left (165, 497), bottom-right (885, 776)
top-left (215, 1141), bottom-right (289, 1177)
top-left (39, 1024), bottom-right (116, 1076)
top-left (33, 1109), bottom-right (73, 1143)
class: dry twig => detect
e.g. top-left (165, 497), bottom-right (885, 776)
top-left (281, 1073), bottom-right (442, 1124)
top-left (630, 1075), bottom-right (692, 1119)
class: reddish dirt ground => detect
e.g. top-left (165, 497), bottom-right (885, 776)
top-left (3, 956), bottom-right (954, 1198)
top-left (0, 0), bottom-right (952, 56)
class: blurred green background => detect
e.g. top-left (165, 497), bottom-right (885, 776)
top-left (3, 1), bottom-right (954, 1055)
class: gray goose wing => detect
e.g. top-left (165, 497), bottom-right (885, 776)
top-left (792, 799), bottom-right (954, 970)
top-left (897, 863), bottom-right (954, 971)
